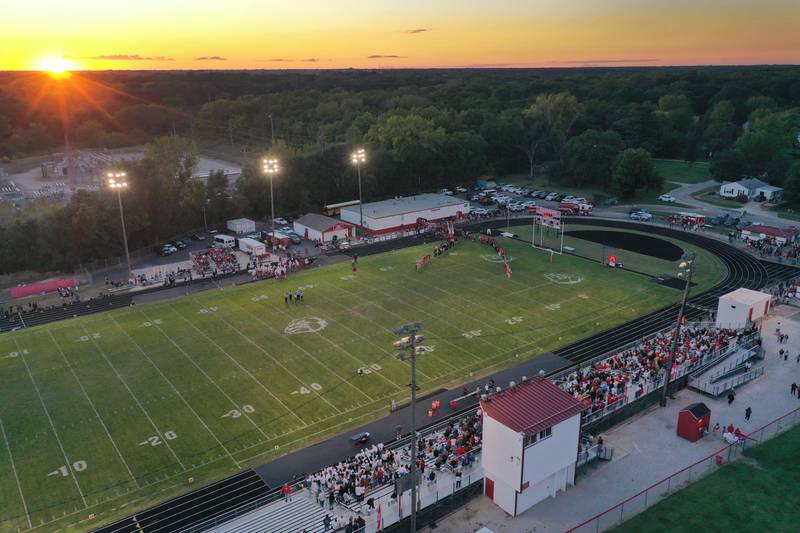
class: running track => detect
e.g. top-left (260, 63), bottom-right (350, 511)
top-left (94, 219), bottom-right (800, 533)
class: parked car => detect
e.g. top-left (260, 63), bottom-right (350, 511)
top-left (659, 194), bottom-right (677, 203)
top-left (245, 233), bottom-right (261, 240)
top-left (507, 203), bottom-right (525, 212)
top-left (440, 188), bottom-right (453, 196)
top-left (545, 192), bottom-right (560, 201)
top-left (628, 206), bottom-right (643, 215)
top-left (470, 207), bottom-right (489, 215)
top-left (455, 186), bottom-right (468, 193)
top-left (287, 232), bottom-right (302, 244)
top-left (724, 217), bottom-right (740, 227)
top-left (156, 244), bottom-right (178, 256)
top-left (562, 195), bottom-right (576, 202)
top-left (521, 200), bottom-right (537, 208)
top-left (709, 215), bottom-right (726, 225)
top-left (630, 211), bottom-right (653, 221)
top-left (171, 240), bottom-right (187, 250)
top-left (191, 233), bottom-right (207, 241)
top-left (273, 217), bottom-right (289, 225)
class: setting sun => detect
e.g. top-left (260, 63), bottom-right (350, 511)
top-left (37, 56), bottom-right (74, 77)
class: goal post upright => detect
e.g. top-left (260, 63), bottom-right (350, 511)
top-left (530, 207), bottom-right (564, 256)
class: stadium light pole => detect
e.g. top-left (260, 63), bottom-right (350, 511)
top-left (262, 158), bottom-right (279, 251)
top-left (660, 252), bottom-right (697, 407)
top-left (394, 322), bottom-right (424, 532)
top-left (351, 148), bottom-right (366, 230)
top-left (107, 172), bottom-right (132, 283)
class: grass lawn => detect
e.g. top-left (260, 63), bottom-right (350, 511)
top-left (613, 424), bottom-right (800, 533)
top-left (691, 185), bottom-right (745, 209)
top-left (652, 159), bottom-right (712, 185)
top-left (0, 237), bottom-right (689, 531)
top-left (776, 208), bottom-right (800, 222)
top-left (509, 223), bottom-right (726, 291)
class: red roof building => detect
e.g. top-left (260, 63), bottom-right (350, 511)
top-left (740, 224), bottom-right (797, 244)
top-left (480, 378), bottom-right (585, 516)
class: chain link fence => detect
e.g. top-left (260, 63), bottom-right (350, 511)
top-left (567, 406), bottom-right (800, 532)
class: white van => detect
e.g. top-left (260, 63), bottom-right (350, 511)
top-left (213, 234), bottom-right (236, 249)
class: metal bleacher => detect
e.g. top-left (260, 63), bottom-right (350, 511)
top-left (689, 342), bottom-right (764, 397)
top-left (0, 294), bottom-right (134, 333)
top-left (206, 495), bottom-right (332, 533)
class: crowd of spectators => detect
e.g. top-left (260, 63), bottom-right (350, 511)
top-left (305, 410), bottom-right (481, 512)
top-left (745, 238), bottom-right (799, 264)
top-left (555, 325), bottom-right (758, 413)
top-left (191, 247), bottom-right (240, 275)
top-left (249, 252), bottom-right (313, 281)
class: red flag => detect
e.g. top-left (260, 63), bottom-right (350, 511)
top-left (503, 260), bottom-right (513, 279)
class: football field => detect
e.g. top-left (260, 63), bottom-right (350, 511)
top-left (0, 236), bottom-right (720, 531)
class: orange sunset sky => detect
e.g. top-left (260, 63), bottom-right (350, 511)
top-left (1, 0), bottom-right (799, 71)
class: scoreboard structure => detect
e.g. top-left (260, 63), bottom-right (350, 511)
top-left (531, 206), bottom-right (565, 254)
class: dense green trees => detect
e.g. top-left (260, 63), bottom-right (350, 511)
top-left (2, 67), bottom-right (800, 274)
top-left (612, 149), bottom-right (663, 199)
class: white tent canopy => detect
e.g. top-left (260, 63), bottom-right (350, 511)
top-left (227, 218), bottom-right (256, 234)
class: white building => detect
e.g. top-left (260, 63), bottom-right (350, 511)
top-left (340, 193), bottom-right (469, 234)
top-left (719, 178), bottom-right (782, 202)
top-left (480, 378), bottom-right (584, 517)
top-left (293, 213), bottom-right (354, 243)
top-left (715, 288), bottom-right (772, 329)
top-left (227, 218), bottom-right (256, 235)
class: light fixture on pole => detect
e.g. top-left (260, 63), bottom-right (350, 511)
top-left (351, 148), bottom-right (366, 230)
top-left (393, 321), bottom-right (424, 531)
top-left (107, 172), bottom-right (132, 284)
top-left (660, 252), bottom-right (697, 407)
top-left (262, 158), bottom-right (280, 251)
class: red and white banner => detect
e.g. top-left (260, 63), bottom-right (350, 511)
top-left (535, 206), bottom-right (562, 229)
top-left (416, 254), bottom-right (432, 271)
top-left (503, 260), bottom-right (513, 279)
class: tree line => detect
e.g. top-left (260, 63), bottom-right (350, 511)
top-left (1, 67), bottom-right (799, 274)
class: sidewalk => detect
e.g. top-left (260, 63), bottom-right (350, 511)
top-left (422, 305), bottom-right (800, 533)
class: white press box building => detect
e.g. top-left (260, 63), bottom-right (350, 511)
top-left (715, 288), bottom-right (772, 329)
top-left (480, 378), bottom-right (584, 516)
top-left (340, 193), bottom-right (469, 234)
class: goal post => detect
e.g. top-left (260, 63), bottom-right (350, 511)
top-left (530, 207), bottom-right (564, 255)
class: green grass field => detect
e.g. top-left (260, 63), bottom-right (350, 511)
top-left (614, 424), bottom-right (800, 533)
top-left (652, 159), bottom-right (712, 184)
top-left (509, 223), bottom-right (726, 292)
top-left (0, 237), bottom-right (719, 531)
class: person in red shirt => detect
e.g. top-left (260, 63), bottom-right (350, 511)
top-left (282, 483), bottom-right (293, 503)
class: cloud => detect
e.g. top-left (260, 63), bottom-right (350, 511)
top-left (557, 58), bottom-right (660, 65)
top-left (367, 54), bottom-right (407, 59)
top-left (267, 58), bottom-right (319, 63)
top-left (65, 54), bottom-right (174, 61)
top-left (404, 28), bottom-right (430, 34)
top-left (195, 56), bottom-right (227, 61)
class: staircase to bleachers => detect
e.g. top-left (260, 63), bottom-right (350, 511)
top-left (689, 343), bottom-right (764, 397)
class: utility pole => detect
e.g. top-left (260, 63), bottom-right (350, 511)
top-left (660, 252), bottom-right (697, 407)
top-left (394, 322), bottom-right (424, 532)
top-left (268, 114), bottom-right (275, 147)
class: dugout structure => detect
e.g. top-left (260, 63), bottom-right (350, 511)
top-left (530, 206), bottom-right (564, 255)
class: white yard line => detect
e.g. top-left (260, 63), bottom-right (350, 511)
top-left (0, 414), bottom-right (32, 529)
top-left (166, 303), bottom-right (315, 423)
top-left (107, 314), bottom-right (241, 469)
top-left (46, 330), bottom-right (141, 488)
top-left (12, 337), bottom-right (88, 508)
top-left (134, 308), bottom-right (273, 439)
top-left (77, 324), bottom-right (186, 470)
top-left (292, 288), bottom-right (433, 381)
top-left (226, 295), bottom-right (401, 394)
top-left (334, 279), bottom-right (484, 363)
